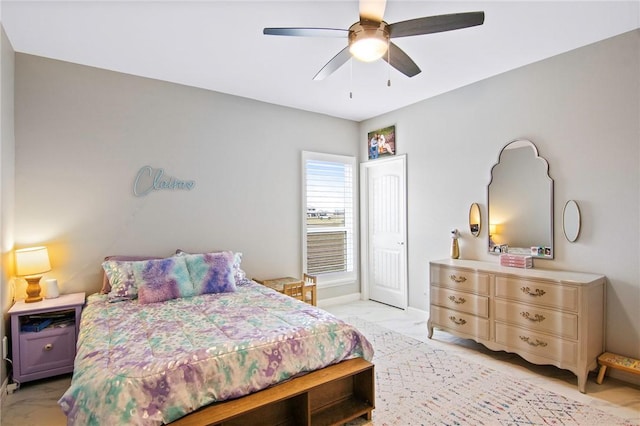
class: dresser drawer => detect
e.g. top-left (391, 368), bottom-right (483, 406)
top-left (495, 323), bottom-right (577, 365)
top-left (431, 266), bottom-right (490, 295)
top-left (431, 287), bottom-right (489, 318)
top-left (19, 326), bottom-right (76, 375)
top-left (429, 305), bottom-right (490, 340)
top-left (495, 276), bottom-right (578, 312)
top-left (494, 299), bottom-right (578, 339)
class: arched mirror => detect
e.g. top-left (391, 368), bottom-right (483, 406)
top-left (488, 139), bottom-right (554, 257)
top-left (563, 200), bottom-right (581, 242)
top-left (469, 203), bottom-right (481, 237)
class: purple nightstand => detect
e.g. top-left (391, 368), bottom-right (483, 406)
top-left (9, 292), bottom-right (85, 383)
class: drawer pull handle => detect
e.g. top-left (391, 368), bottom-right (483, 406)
top-left (449, 274), bottom-right (467, 283)
top-left (448, 316), bottom-right (467, 326)
top-left (521, 312), bottom-right (546, 322)
top-left (519, 336), bottom-right (548, 347)
top-left (448, 295), bottom-right (466, 304)
top-left (44, 343), bottom-right (54, 351)
top-left (520, 286), bottom-right (546, 297)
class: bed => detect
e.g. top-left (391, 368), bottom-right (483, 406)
top-left (58, 253), bottom-right (374, 425)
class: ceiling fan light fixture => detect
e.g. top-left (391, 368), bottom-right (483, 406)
top-left (350, 37), bottom-right (388, 62)
top-left (348, 21), bottom-right (389, 62)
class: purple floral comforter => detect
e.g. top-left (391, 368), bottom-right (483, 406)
top-left (58, 280), bottom-right (373, 425)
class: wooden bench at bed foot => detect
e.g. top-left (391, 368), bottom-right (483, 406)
top-left (171, 357), bottom-right (374, 426)
top-left (596, 352), bottom-right (640, 384)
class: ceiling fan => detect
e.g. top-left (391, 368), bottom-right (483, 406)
top-left (263, 0), bottom-right (484, 80)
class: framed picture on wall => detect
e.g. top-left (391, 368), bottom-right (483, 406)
top-left (367, 125), bottom-right (396, 160)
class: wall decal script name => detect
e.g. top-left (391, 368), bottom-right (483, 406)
top-left (133, 166), bottom-right (196, 197)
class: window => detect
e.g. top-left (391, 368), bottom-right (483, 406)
top-left (302, 152), bottom-right (357, 286)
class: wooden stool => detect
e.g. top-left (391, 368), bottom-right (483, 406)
top-left (596, 352), bottom-right (640, 384)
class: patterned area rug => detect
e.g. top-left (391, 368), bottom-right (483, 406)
top-left (345, 317), bottom-right (638, 426)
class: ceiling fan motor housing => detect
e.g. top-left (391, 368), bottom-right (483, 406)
top-left (348, 20), bottom-right (390, 62)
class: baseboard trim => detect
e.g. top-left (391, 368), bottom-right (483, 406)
top-left (607, 368), bottom-right (640, 387)
top-left (1, 376), bottom-right (8, 403)
top-left (406, 306), bottom-right (429, 321)
top-left (317, 293), bottom-right (362, 308)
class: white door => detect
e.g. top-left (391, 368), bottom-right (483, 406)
top-left (360, 155), bottom-right (407, 309)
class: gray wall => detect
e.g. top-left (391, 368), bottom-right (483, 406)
top-left (0, 23), bottom-right (15, 389)
top-left (361, 30), bottom-right (640, 366)
top-left (13, 54), bottom-right (360, 301)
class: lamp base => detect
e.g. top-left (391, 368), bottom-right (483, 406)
top-left (24, 276), bottom-right (43, 303)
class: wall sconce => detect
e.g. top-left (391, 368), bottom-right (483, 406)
top-left (15, 246), bottom-right (51, 303)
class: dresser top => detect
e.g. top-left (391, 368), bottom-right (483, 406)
top-left (431, 259), bottom-right (605, 284)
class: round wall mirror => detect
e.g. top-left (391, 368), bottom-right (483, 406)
top-left (563, 200), bottom-right (581, 242)
top-left (469, 203), bottom-right (481, 237)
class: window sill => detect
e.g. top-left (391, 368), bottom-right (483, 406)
top-left (317, 276), bottom-right (357, 289)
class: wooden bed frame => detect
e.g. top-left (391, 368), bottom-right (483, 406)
top-left (170, 357), bottom-right (374, 426)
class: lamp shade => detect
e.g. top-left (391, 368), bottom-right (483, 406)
top-left (15, 246), bottom-right (51, 277)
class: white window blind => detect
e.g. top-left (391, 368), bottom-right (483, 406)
top-left (302, 152), bottom-right (356, 284)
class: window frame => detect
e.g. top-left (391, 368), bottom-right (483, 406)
top-left (301, 151), bottom-right (358, 288)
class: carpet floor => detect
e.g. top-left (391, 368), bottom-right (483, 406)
top-left (345, 317), bottom-right (639, 426)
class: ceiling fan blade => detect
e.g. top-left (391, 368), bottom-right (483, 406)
top-left (263, 27), bottom-right (348, 38)
top-left (389, 11), bottom-right (485, 38)
top-left (382, 42), bottom-right (421, 78)
top-left (313, 46), bottom-right (352, 81)
top-left (359, 0), bottom-right (387, 22)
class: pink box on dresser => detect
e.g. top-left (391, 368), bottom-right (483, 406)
top-left (499, 254), bottom-right (533, 268)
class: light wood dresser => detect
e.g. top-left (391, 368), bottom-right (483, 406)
top-left (427, 259), bottom-right (605, 393)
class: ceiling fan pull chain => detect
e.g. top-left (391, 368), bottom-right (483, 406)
top-left (350, 59), bottom-right (354, 98)
top-left (387, 42), bottom-right (391, 87)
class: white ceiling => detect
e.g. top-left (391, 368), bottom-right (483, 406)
top-left (1, 1), bottom-right (638, 121)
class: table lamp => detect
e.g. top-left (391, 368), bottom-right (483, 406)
top-left (15, 246), bottom-right (51, 303)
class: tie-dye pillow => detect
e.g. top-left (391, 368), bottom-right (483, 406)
top-left (134, 257), bottom-right (195, 304)
top-left (182, 251), bottom-right (237, 295)
top-left (176, 249), bottom-right (247, 283)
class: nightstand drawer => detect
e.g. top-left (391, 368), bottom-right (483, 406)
top-left (19, 326), bottom-right (76, 375)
